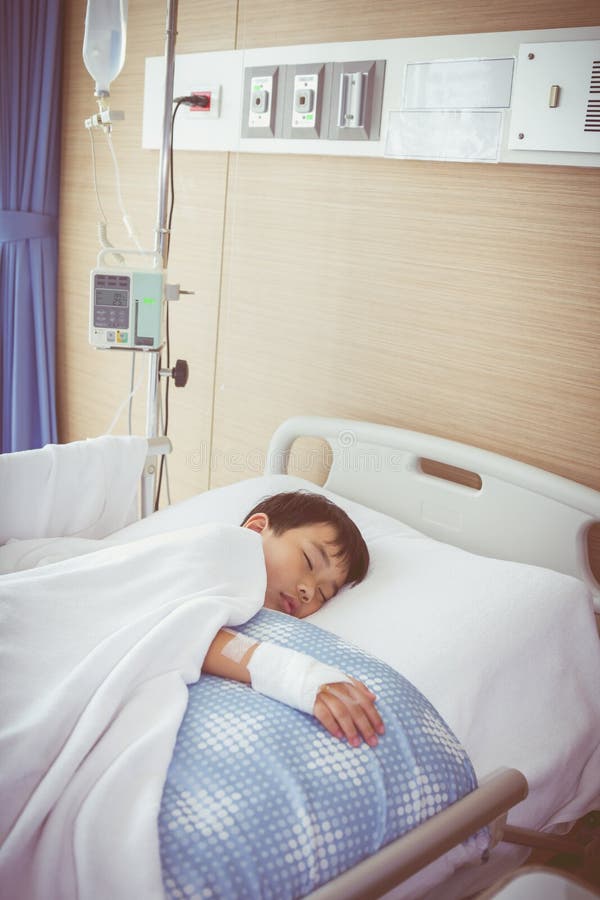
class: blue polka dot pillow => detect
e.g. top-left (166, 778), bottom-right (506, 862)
top-left (159, 609), bottom-right (486, 900)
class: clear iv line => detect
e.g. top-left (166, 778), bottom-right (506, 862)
top-left (106, 370), bottom-right (145, 435)
top-left (104, 129), bottom-right (145, 252)
top-left (88, 127), bottom-right (108, 224)
top-left (158, 386), bottom-right (172, 505)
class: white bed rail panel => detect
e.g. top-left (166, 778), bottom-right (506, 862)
top-left (266, 417), bottom-right (600, 608)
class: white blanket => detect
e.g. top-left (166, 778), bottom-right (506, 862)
top-left (0, 435), bottom-right (148, 544)
top-left (0, 524), bottom-right (265, 900)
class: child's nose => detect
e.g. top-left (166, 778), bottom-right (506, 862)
top-left (298, 582), bottom-right (314, 604)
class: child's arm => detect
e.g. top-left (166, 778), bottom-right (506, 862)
top-left (202, 627), bottom-right (255, 683)
top-left (202, 628), bottom-right (384, 748)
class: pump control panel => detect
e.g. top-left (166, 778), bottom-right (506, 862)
top-left (89, 268), bottom-right (164, 350)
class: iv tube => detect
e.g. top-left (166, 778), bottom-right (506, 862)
top-left (82, 0), bottom-right (128, 97)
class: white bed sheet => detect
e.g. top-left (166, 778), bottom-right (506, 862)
top-left (2, 472), bottom-right (599, 899)
top-left (0, 525), bottom-right (266, 900)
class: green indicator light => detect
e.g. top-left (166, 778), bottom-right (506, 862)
top-left (143, 297), bottom-right (156, 304)
top-left (306, 114), bottom-right (314, 120)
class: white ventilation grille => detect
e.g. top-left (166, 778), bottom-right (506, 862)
top-left (585, 59), bottom-right (600, 132)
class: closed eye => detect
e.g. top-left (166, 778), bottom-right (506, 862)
top-left (319, 589), bottom-right (327, 603)
top-left (303, 551), bottom-right (313, 571)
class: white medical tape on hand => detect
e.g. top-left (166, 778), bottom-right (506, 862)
top-left (246, 642), bottom-right (353, 715)
top-left (221, 629), bottom-right (258, 664)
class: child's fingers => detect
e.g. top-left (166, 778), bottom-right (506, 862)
top-left (313, 697), bottom-right (344, 740)
top-left (349, 681), bottom-right (385, 735)
top-left (348, 678), bottom-right (377, 701)
top-left (316, 682), bottom-right (384, 747)
top-left (323, 682), bottom-right (385, 737)
top-left (317, 692), bottom-right (362, 746)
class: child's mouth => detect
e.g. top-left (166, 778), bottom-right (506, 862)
top-left (279, 592), bottom-right (296, 615)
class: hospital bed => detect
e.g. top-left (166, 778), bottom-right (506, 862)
top-left (1, 415), bottom-right (599, 900)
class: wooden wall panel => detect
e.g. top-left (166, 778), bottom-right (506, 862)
top-left (211, 154), bottom-right (600, 492)
top-left (236, 0), bottom-right (600, 47)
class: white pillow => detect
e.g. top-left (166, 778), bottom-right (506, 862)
top-left (306, 510), bottom-right (599, 836)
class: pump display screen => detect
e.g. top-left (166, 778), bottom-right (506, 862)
top-left (96, 289), bottom-right (129, 307)
top-left (93, 273), bottom-right (130, 329)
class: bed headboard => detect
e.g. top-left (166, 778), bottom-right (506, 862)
top-left (266, 416), bottom-right (600, 611)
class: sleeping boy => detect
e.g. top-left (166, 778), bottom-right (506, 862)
top-left (201, 491), bottom-right (385, 749)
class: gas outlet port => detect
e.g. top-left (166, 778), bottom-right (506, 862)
top-left (251, 84), bottom-right (270, 117)
top-left (242, 65), bottom-right (281, 138)
top-left (294, 87), bottom-right (314, 114)
top-left (282, 63), bottom-right (331, 139)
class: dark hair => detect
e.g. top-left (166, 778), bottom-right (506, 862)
top-left (241, 490), bottom-right (369, 588)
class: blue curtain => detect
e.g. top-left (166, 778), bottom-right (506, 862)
top-left (0, 0), bottom-right (62, 452)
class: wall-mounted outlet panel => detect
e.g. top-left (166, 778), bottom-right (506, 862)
top-left (241, 65), bottom-right (281, 138)
top-left (281, 63), bottom-right (332, 139)
top-left (143, 27), bottom-right (600, 166)
top-left (328, 59), bottom-right (386, 141)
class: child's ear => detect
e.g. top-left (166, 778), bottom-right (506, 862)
top-left (242, 512), bottom-right (269, 533)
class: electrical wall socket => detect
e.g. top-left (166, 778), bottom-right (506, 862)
top-left (327, 59), bottom-right (386, 141)
top-left (241, 65), bottom-right (281, 138)
top-left (182, 86), bottom-right (221, 119)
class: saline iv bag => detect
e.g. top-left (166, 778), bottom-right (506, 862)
top-left (83, 0), bottom-right (128, 97)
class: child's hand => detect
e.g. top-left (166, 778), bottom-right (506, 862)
top-left (314, 679), bottom-right (385, 748)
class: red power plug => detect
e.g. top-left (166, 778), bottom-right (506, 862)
top-left (190, 91), bottom-right (212, 112)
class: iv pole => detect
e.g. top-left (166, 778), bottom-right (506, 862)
top-left (141, 0), bottom-right (179, 516)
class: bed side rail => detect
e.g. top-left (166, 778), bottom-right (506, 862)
top-left (306, 768), bottom-right (528, 900)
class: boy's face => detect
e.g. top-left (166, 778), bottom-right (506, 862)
top-left (243, 514), bottom-right (349, 618)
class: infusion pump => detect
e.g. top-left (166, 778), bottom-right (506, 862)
top-left (89, 267), bottom-right (165, 351)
